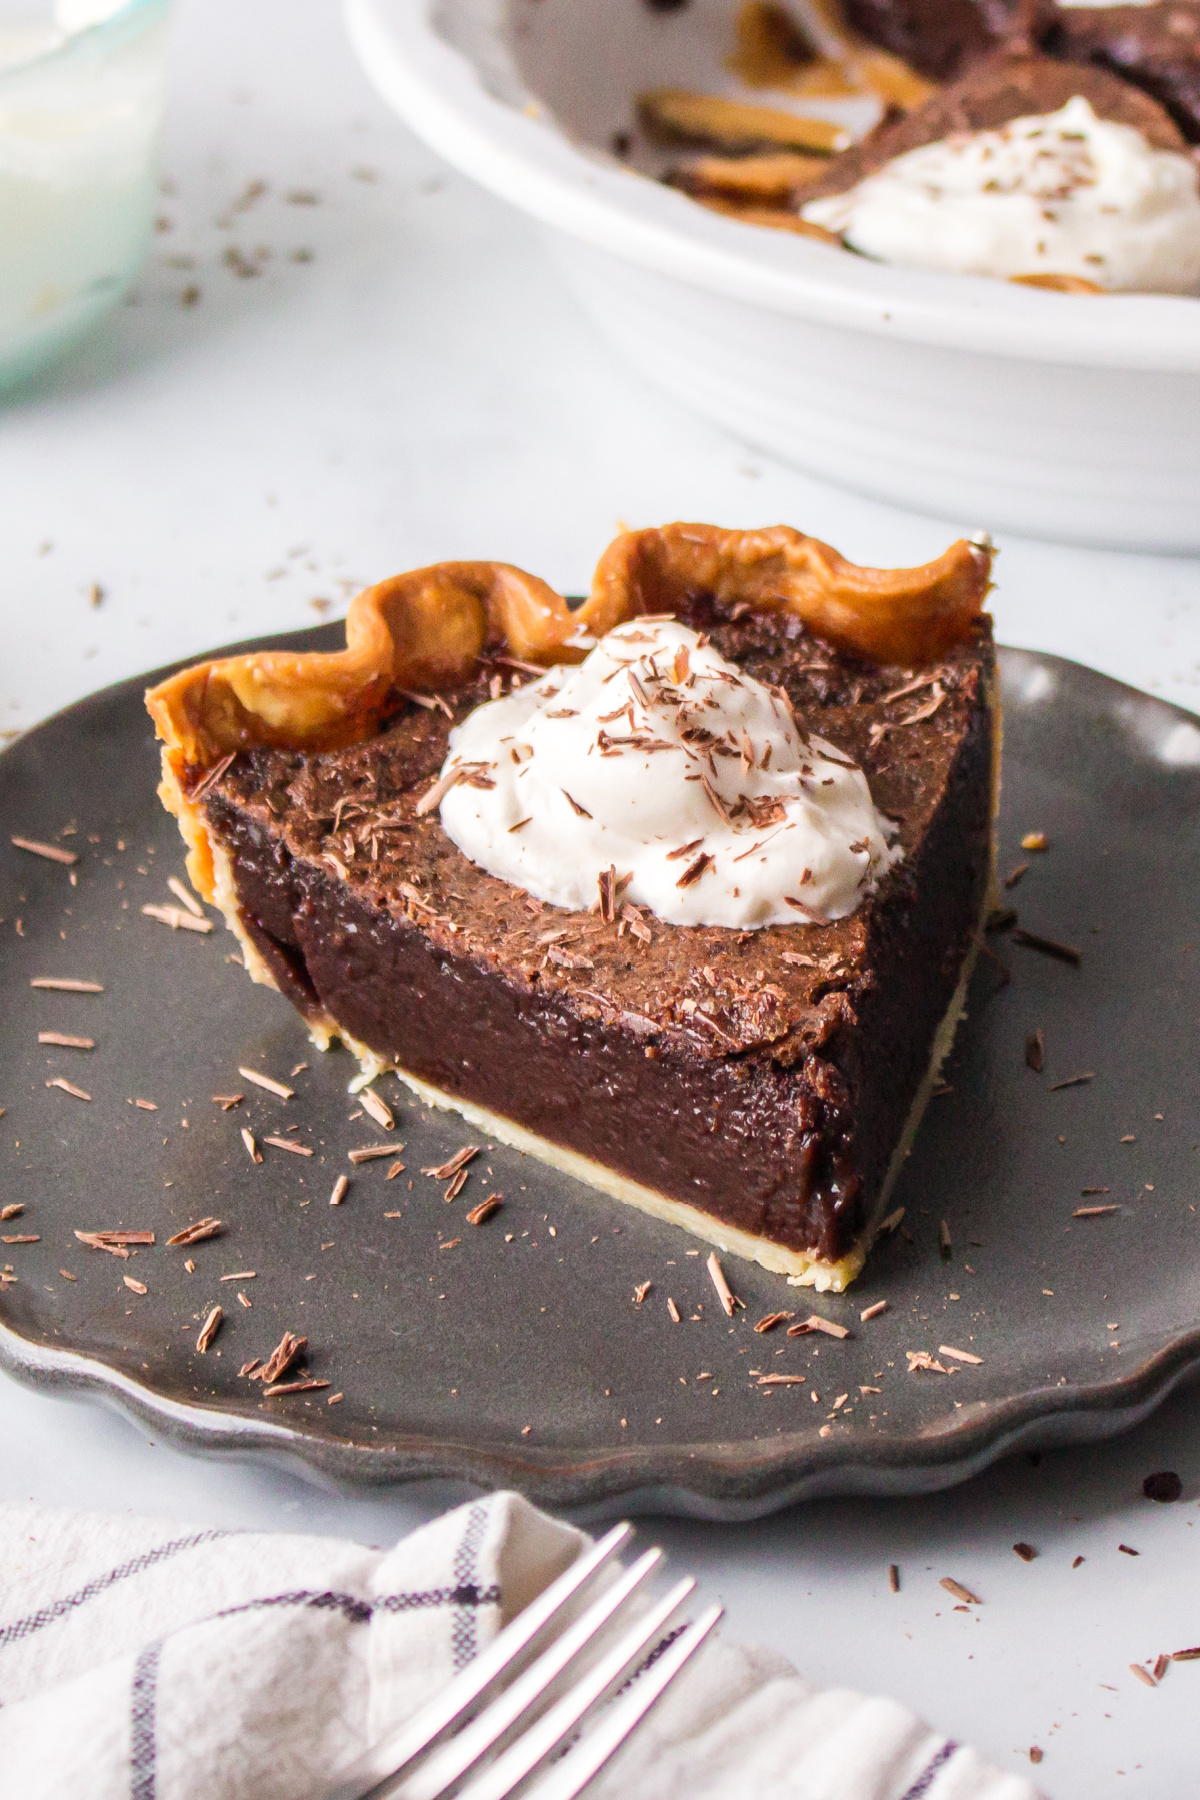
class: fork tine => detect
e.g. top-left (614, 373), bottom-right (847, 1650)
top-left (521, 1603), bottom-right (724, 1800)
top-left (448, 1575), bottom-right (699, 1800)
top-left (322, 1523), bottom-right (633, 1800)
top-left (385, 1549), bottom-right (668, 1800)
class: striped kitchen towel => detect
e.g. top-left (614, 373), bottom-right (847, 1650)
top-left (0, 1492), bottom-right (1039, 1800)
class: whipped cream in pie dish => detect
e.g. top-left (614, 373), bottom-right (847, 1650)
top-left (802, 97), bottom-right (1200, 292)
top-left (437, 619), bottom-right (901, 930)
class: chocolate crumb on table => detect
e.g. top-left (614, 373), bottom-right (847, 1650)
top-left (940, 1577), bottom-right (981, 1605)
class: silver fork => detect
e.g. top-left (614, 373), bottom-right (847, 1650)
top-left (321, 1522), bottom-right (722, 1800)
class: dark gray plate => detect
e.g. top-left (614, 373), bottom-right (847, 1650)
top-left (2, 631), bottom-right (1199, 1519)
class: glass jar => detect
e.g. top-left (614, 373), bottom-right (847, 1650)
top-left (0, 0), bottom-right (174, 389)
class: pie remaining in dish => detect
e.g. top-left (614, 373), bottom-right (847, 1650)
top-left (644, 0), bottom-right (1200, 294)
top-left (146, 524), bottom-right (998, 1291)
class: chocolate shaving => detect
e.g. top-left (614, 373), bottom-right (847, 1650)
top-left (142, 903), bottom-right (213, 934)
top-left (237, 1065), bottom-right (294, 1099)
top-left (466, 1194), bottom-right (502, 1225)
top-left (787, 1314), bottom-right (850, 1340)
top-left (190, 752), bottom-right (236, 802)
top-left (879, 672), bottom-right (944, 705)
top-left (444, 1166), bottom-right (471, 1202)
top-left (166, 876), bottom-right (205, 918)
top-left (423, 1146), bottom-right (479, 1181)
top-left (75, 1229), bottom-right (154, 1259)
top-left (398, 689), bottom-right (454, 719)
top-left (1073, 1203), bottom-right (1119, 1217)
top-left (359, 1087), bottom-right (395, 1130)
top-left (940, 1577), bottom-right (981, 1605)
top-left (196, 1306), bottom-right (223, 1353)
top-left (415, 763), bottom-right (476, 817)
top-left (665, 837), bottom-right (705, 860)
top-left (166, 1217), bottom-right (223, 1246)
top-left (699, 774), bottom-right (731, 824)
top-left (598, 865), bottom-right (617, 924)
top-left (11, 835), bottom-right (78, 865)
top-left (676, 852), bottom-right (715, 889)
top-left (30, 977), bottom-right (103, 993)
top-left (706, 1251), bottom-right (738, 1317)
top-left (784, 896), bottom-right (831, 924)
top-left (1049, 1072), bottom-right (1093, 1091)
top-left (1011, 928), bottom-right (1081, 966)
top-left (1025, 1030), bottom-right (1044, 1072)
top-left (252, 1329), bottom-right (307, 1384)
top-left (490, 654), bottom-right (547, 677)
top-left (562, 790), bottom-right (592, 818)
top-left (754, 1310), bottom-right (793, 1333)
top-left (262, 1378), bottom-right (329, 1397)
top-left (263, 1134), bottom-right (313, 1156)
top-left (868, 684), bottom-right (945, 747)
top-left (619, 903), bottom-right (652, 945)
top-left (547, 944), bottom-right (595, 971)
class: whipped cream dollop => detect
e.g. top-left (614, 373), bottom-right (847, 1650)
top-left (802, 97), bottom-right (1200, 294)
top-left (435, 619), bottom-right (900, 930)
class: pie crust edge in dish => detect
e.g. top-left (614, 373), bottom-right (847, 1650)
top-left (146, 523), bottom-right (997, 1292)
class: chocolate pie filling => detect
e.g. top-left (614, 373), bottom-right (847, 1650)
top-left (791, 51), bottom-right (1188, 206)
top-left (193, 601), bottom-right (996, 1281)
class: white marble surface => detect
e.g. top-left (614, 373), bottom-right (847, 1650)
top-left (2, 1), bottom-right (1199, 1794)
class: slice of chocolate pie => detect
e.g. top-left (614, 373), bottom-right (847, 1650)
top-left (147, 525), bottom-right (998, 1291)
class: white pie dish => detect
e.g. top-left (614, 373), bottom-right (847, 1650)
top-left (345, 0), bottom-right (1200, 551)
